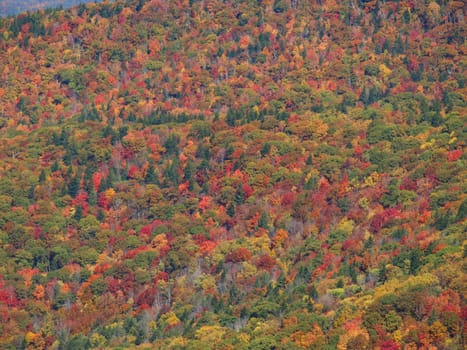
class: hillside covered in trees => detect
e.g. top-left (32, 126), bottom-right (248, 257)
top-left (0, 0), bottom-right (104, 17)
top-left (0, 0), bottom-right (465, 349)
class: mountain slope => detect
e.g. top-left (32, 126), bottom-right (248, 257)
top-left (0, 0), bottom-right (104, 17)
top-left (0, 0), bottom-right (465, 349)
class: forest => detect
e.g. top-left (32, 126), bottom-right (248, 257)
top-left (0, 0), bottom-right (465, 349)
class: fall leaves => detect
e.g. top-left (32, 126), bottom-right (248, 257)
top-left (0, 0), bottom-right (465, 349)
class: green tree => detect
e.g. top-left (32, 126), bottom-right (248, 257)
top-left (145, 163), bottom-right (158, 184)
top-left (163, 133), bottom-right (181, 155)
top-left (50, 246), bottom-right (71, 270)
top-left (273, 0), bottom-right (287, 13)
top-left (456, 198), bottom-right (467, 221)
top-left (68, 173), bottom-right (80, 197)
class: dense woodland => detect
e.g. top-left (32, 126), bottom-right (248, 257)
top-left (0, 0), bottom-right (465, 349)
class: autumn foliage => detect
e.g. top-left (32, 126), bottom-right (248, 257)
top-left (0, 0), bottom-right (465, 349)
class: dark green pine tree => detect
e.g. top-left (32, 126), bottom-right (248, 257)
top-left (145, 163), bottom-right (158, 184)
top-left (259, 212), bottom-right (269, 229)
top-left (163, 158), bottom-right (180, 186)
top-left (88, 186), bottom-right (97, 206)
top-left (51, 160), bottom-right (60, 173)
top-left (39, 169), bottom-right (46, 183)
top-left (456, 199), bottom-right (467, 221)
top-left (227, 203), bottom-right (235, 217)
top-left (74, 205), bottom-right (83, 221)
top-left (69, 174), bottom-right (80, 198)
top-left (309, 285), bottom-right (318, 300)
top-left (235, 186), bottom-right (245, 204)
